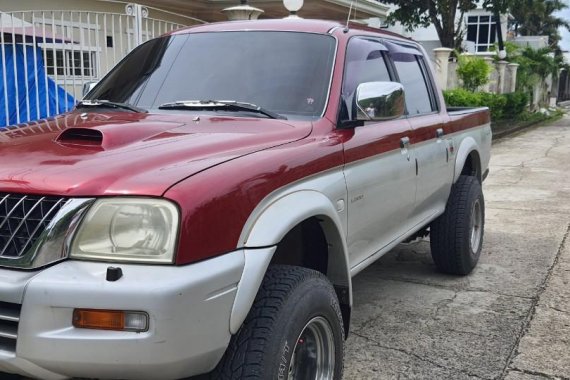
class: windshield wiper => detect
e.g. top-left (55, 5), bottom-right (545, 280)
top-left (158, 100), bottom-right (287, 120)
top-left (76, 100), bottom-right (147, 113)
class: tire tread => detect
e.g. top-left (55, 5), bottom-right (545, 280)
top-left (212, 265), bottom-right (344, 380)
top-left (430, 175), bottom-right (484, 275)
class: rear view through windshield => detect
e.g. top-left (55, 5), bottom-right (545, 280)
top-left (87, 31), bottom-right (337, 119)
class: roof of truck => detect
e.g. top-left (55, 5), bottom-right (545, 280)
top-left (168, 19), bottom-right (411, 41)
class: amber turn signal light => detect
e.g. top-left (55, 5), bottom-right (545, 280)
top-left (73, 309), bottom-right (149, 332)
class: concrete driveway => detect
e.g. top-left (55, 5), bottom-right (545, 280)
top-left (4, 115), bottom-right (570, 380)
top-left (345, 114), bottom-right (570, 379)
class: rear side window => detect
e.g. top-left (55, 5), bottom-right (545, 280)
top-left (392, 53), bottom-right (434, 115)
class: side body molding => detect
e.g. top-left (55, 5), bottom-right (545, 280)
top-left (230, 186), bottom-right (351, 334)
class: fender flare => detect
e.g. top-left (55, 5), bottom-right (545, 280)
top-left (229, 190), bottom-right (352, 334)
top-left (453, 136), bottom-right (480, 183)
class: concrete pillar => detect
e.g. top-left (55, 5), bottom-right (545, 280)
top-left (222, 1), bottom-right (264, 20)
top-left (558, 69), bottom-right (569, 102)
top-left (482, 56), bottom-right (494, 93)
top-left (433, 48), bottom-right (453, 91)
top-left (507, 63), bottom-right (519, 93)
top-left (497, 60), bottom-right (508, 94)
top-left (532, 83), bottom-right (541, 109)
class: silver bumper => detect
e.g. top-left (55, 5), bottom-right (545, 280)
top-left (0, 250), bottom-right (247, 380)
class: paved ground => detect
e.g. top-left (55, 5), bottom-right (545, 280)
top-left (345, 114), bottom-right (570, 379)
top-left (4, 115), bottom-right (570, 380)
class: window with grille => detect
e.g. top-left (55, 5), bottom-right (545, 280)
top-left (45, 49), bottom-right (96, 77)
top-left (466, 15), bottom-right (497, 52)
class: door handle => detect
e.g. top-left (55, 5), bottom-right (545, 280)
top-left (436, 128), bottom-right (444, 139)
top-left (400, 137), bottom-right (411, 161)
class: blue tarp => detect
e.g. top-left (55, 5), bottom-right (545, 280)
top-left (0, 44), bottom-right (75, 127)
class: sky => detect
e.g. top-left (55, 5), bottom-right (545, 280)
top-left (558, 7), bottom-right (570, 52)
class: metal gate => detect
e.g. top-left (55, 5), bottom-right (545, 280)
top-left (0, 3), bottom-right (205, 127)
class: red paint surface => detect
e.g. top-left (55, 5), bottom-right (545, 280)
top-left (0, 112), bottom-right (311, 197)
top-left (0, 20), bottom-right (490, 264)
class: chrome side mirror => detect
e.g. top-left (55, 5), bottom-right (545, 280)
top-left (82, 81), bottom-right (98, 98)
top-left (355, 81), bottom-right (405, 122)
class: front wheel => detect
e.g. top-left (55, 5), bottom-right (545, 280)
top-left (430, 175), bottom-right (485, 275)
top-left (212, 265), bottom-right (344, 380)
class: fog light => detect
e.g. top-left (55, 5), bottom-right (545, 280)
top-left (73, 309), bottom-right (149, 332)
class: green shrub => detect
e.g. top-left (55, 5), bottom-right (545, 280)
top-left (456, 55), bottom-right (491, 92)
top-left (479, 92), bottom-right (507, 120)
top-left (443, 89), bottom-right (528, 120)
top-left (503, 92), bottom-right (529, 119)
top-left (442, 88), bottom-right (478, 106)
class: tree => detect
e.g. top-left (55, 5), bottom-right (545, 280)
top-left (383, 0), bottom-right (512, 48)
top-left (510, 0), bottom-right (570, 50)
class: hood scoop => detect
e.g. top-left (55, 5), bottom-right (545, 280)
top-left (57, 128), bottom-right (103, 146)
top-left (55, 121), bottom-right (185, 150)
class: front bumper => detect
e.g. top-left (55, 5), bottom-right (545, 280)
top-left (0, 250), bottom-right (246, 380)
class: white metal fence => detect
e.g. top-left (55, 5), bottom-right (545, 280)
top-left (0, 3), bottom-right (204, 127)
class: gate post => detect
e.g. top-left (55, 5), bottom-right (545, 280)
top-left (125, 3), bottom-right (149, 47)
top-left (433, 48), bottom-right (453, 91)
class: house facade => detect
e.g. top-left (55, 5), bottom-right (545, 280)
top-left (385, 6), bottom-right (510, 58)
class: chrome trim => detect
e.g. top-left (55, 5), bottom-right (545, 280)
top-left (0, 329), bottom-right (17, 340)
top-left (0, 197), bottom-right (95, 269)
top-left (0, 301), bottom-right (20, 352)
top-left (0, 311), bottom-right (19, 323)
top-left (0, 196), bottom-right (57, 257)
top-left (355, 81), bottom-right (405, 122)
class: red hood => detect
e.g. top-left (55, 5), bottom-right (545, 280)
top-left (0, 112), bottom-right (312, 196)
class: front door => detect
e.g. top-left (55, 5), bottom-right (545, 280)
top-left (340, 37), bottom-right (417, 270)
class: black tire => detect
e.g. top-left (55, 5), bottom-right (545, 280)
top-left (212, 265), bottom-right (344, 380)
top-left (430, 175), bottom-right (485, 275)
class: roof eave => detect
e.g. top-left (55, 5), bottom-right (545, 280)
top-left (325, 0), bottom-right (390, 17)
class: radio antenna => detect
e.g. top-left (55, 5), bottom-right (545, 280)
top-left (344, 0), bottom-right (359, 32)
top-left (345, 1), bottom-right (354, 29)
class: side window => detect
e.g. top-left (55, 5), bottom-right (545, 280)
top-left (341, 38), bottom-right (391, 120)
top-left (392, 53), bottom-right (435, 115)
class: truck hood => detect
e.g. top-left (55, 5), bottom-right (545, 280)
top-left (0, 112), bottom-right (312, 196)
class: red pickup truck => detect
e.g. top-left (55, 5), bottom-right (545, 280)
top-left (0, 19), bottom-right (491, 380)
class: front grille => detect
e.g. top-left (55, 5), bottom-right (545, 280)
top-left (0, 193), bottom-right (66, 258)
top-left (0, 301), bottom-right (20, 352)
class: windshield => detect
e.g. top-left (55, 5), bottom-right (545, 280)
top-left (86, 31), bottom-right (337, 120)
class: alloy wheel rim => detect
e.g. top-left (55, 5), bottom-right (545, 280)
top-left (288, 316), bottom-right (335, 380)
top-left (470, 199), bottom-right (483, 253)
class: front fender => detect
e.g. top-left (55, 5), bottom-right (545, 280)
top-left (239, 190), bottom-right (343, 248)
top-left (230, 189), bottom-right (351, 334)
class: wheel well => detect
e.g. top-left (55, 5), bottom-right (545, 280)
top-left (271, 217), bottom-right (329, 276)
top-left (460, 150), bottom-right (482, 182)
top-left (270, 216), bottom-right (351, 337)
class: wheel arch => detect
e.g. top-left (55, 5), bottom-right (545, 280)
top-left (230, 190), bottom-right (352, 335)
top-left (454, 137), bottom-right (482, 183)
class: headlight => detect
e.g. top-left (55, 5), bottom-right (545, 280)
top-left (70, 198), bottom-right (179, 264)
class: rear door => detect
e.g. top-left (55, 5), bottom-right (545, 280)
top-left (341, 37), bottom-right (417, 271)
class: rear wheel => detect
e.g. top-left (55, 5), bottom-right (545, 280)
top-left (430, 175), bottom-right (485, 275)
top-left (212, 265), bottom-right (344, 380)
